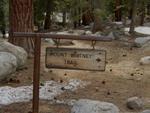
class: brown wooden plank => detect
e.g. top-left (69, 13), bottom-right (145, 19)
top-left (13, 32), bottom-right (113, 41)
top-left (46, 48), bottom-right (106, 71)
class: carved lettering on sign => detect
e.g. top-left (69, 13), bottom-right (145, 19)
top-left (46, 48), bottom-right (106, 71)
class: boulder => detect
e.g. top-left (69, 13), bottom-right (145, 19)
top-left (44, 39), bottom-right (55, 45)
top-left (55, 32), bottom-right (74, 45)
top-left (141, 110), bottom-right (150, 113)
top-left (142, 41), bottom-right (150, 52)
top-left (0, 41), bottom-right (27, 67)
top-left (144, 22), bottom-right (150, 27)
top-left (94, 32), bottom-right (102, 36)
top-left (125, 27), bottom-right (150, 35)
top-left (112, 22), bottom-right (124, 29)
top-left (113, 30), bottom-right (125, 40)
top-left (0, 52), bottom-right (17, 80)
top-left (140, 56), bottom-right (150, 65)
top-left (73, 30), bottom-right (85, 35)
top-left (126, 97), bottom-right (144, 110)
top-left (85, 31), bottom-right (93, 35)
top-left (71, 99), bottom-right (120, 113)
top-left (134, 37), bottom-right (150, 47)
top-left (107, 32), bottom-right (115, 40)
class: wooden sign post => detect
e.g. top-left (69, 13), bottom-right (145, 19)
top-left (46, 47), bottom-right (106, 71)
top-left (13, 32), bottom-right (112, 113)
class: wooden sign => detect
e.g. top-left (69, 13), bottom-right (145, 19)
top-left (45, 47), bottom-right (106, 71)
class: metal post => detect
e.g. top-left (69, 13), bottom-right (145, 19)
top-left (33, 36), bottom-right (41, 113)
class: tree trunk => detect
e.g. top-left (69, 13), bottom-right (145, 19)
top-left (139, 2), bottom-right (145, 26)
top-left (129, 0), bottom-right (137, 34)
top-left (44, 0), bottom-right (52, 30)
top-left (9, 0), bottom-right (34, 55)
top-left (62, 11), bottom-right (66, 27)
top-left (82, 9), bottom-right (94, 25)
top-left (147, 3), bottom-right (150, 15)
top-left (92, 12), bottom-right (103, 33)
top-left (44, 12), bottom-right (51, 30)
top-left (0, 0), bottom-right (6, 38)
top-left (81, 0), bottom-right (94, 26)
top-left (128, 8), bottom-right (133, 19)
top-left (73, 9), bottom-right (77, 29)
top-left (78, 7), bottom-right (82, 26)
top-left (115, 0), bottom-right (122, 21)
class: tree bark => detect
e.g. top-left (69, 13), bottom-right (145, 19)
top-left (129, 0), bottom-right (137, 34)
top-left (82, 9), bottom-right (94, 25)
top-left (81, 0), bottom-right (94, 26)
top-left (44, 0), bottom-right (52, 30)
top-left (62, 11), bottom-right (67, 27)
top-left (139, 2), bottom-right (145, 26)
top-left (147, 3), bottom-right (150, 15)
top-left (0, 0), bottom-right (6, 38)
top-left (9, 0), bottom-right (34, 55)
top-left (78, 7), bottom-right (82, 26)
top-left (92, 14), bottom-right (103, 33)
top-left (115, 0), bottom-right (122, 21)
top-left (73, 8), bottom-right (77, 28)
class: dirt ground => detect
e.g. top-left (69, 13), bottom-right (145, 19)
top-left (0, 39), bottom-right (150, 113)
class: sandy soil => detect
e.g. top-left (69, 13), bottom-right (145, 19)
top-left (0, 40), bottom-right (149, 113)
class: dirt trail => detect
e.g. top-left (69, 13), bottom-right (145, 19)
top-left (0, 40), bottom-right (149, 113)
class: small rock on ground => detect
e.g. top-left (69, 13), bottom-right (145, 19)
top-left (141, 110), bottom-right (150, 113)
top-left (140, 56), bottom-right (150, 65)
top-left (71, 99), bottom-right (119, 113)
top-left (127, 97), bottom-right (144, 110)
top-left (134, 37), bottom-right (150, 47)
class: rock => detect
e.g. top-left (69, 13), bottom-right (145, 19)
top-left (57, 31), bottom-right (77, 35)
top-left (55, 32), bottom-right (74, 45)
top-left (113, 22), bottom-right (124, 29)
top-left (56, 31), bottom-right (69, 35)
top-left (113, 21), bottom-right (123, 25)
top-left (139, 56), bottom-right (150, 65)
top-left (125, 27), bottom-right (150, 35)
top-left (71, 99), bottom-right (119, 113)
top-left (73, 30), bottom-right (85, 35)
top-left (134, 37), bottom-right (150, 47)
top-left (67, 30), bottom-right (86, 35)
top-left (113, 30), bottom-right (125, 40)
top-left (85, 31), bottom-right (92, 35)
top-left (142, 41), bottom-right (150, 52)
top-left (124, 31), bottom-right (131, 36)
top-left (84, 26), bottom-right (91, 29)
top-left (94, 32), bottom-right (102, 36)
top-left (107, 32), bottom-right (115, 40)
top-left (127, 97), bottom-right (144, 110)
top-left (144, 22), bottom-right (150, 27)
top-left (44, 39), bottom-right (55, 45)
top-left (0, 52), bottom-right (17, 80)
top-left (141, 110), bottom-right (150, 113)
top-left (0, 33), bottom-right (3, 38)
top-left (0, 41), bottom-right (27, 67)
top-left (145, 16), bottom-right (150, 23)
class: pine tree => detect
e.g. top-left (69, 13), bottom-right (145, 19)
top-left (0, 0), bottom-right (6, 38)
top-left (9, 0), bottom-right (34, 56)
